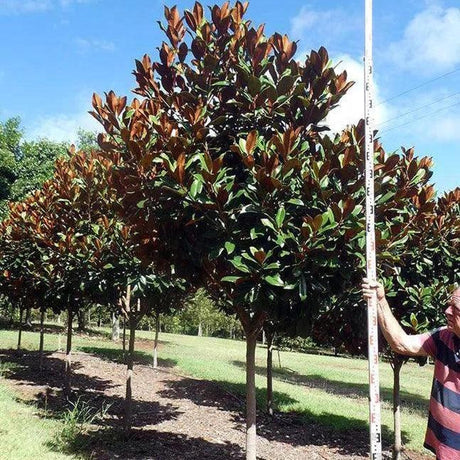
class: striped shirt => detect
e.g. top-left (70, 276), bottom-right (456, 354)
top-left (421, 327), bottom-right (460, 459)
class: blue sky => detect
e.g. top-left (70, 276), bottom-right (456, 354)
top-left (1, 0), bottom-right (459, 193)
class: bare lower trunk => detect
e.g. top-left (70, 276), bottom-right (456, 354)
top-left (112, 313), bottom-right (120, 341)
top-left (198, 321), bottom-right (202, 337)
top-left (153, 313), bottom-right (160, 368)
top-left (266, 330), bottom-right (274, 417)
top-left (64, 307), bottom-right (73, 398)
top-left (124, 315), bottom-right (136, 431)
top-left (25, 307), bottom-right (32, 328)
top-left (246, 333), bottom-right (258, 460)
top-left (122, 316), bottom-right (127, 361)
top-left (17, 307), bottom-right (24, 350)
top-left (77, 309), bottom-right (86, 332)
top-left (39, 309), bottom-right (45, 370)
top-left (393, 356), bottom-right (403, 460)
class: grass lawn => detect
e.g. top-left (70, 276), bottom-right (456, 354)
top-left (0, 377), bottom-right (75, 460)
top-left (0, 325), bottom-right (434, 454)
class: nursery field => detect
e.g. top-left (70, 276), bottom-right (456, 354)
top-left (0, 326), bottom-right (434, 459)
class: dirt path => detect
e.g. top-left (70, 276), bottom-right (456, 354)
top-left (0, 348), bottom-right (433, 460)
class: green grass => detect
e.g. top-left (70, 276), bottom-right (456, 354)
top-left (0, 325), bottom-right (434, 454)
top-left (0, 382), bottom-right (76, 460)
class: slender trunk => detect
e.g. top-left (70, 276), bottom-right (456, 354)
top-left (77, 309), bottom-right (86, 332)
top-left (25, 307), bottom-right (32, 328)
top-left (39, 309), bottom-right (45, 370)
top-left (266, 330), bottom-right (274, 417)
top-left (262, 329), bottom-right (266, 345)
top-left (57, 313), bottom-right (61, 325)
top-left (198, 321), bottom-right (202, 337)
top-left (122, 285), bottom-right (131, 362)
top-left (124, 315), bottom-right (136, 431)
top-left (17, 307), bottom-right (24, 350)
top-left (112, 313), bottom-right (120, 341)
top-left (64, 307), bottom-right (73, 398)
top-left (153, 313), bottom-right (160, 368)
top-left (392, 355), bottom-right (403, 460)
top-left (122, 316), bottom-right (127, 360)
top-left (245, 332), bottom-right (258, 460)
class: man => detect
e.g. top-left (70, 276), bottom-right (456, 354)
top-left (362, 279), bottom-right (460, 460)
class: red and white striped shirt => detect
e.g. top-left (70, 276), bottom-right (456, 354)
top-left (421, 327), bottom-right (460, 459)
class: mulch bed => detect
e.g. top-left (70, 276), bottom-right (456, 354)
top-left (0, 344), bottom-right (434, 460)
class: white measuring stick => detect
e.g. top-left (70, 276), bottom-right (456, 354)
top-left (364, 1), bottom-right (382, 459)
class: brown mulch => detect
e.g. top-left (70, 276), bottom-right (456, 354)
top-left (0, 346), bottom-right (434, 460)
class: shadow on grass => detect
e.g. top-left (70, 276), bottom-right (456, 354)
top-left (78, 345), bottom-right (177, 369)
top-left (231, 359), bottom-right (430, 417)
top-left (46, 426), bottom-right (244, 460)
top-left (0, 348), bottom-right (181, 429)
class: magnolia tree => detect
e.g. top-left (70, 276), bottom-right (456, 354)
top-left (88, 2), bottom-right (369, 457)
top-left (310, 138), bottom-right (459, 460)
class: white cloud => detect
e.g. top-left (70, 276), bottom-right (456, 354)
top-left (324, 55), bottom-right (390, 135)
top-left (75, 37), bottom-right (116, 53)
top-left (290, 7), bottom-right (335, 39)
top-left (290, 5), bottom-right (361, 56)
top-left (28, 109), bottom-right (100, 144)
top-left (388, 5), bottom-right (460, 74)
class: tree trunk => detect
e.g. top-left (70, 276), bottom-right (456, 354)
top-left (198, 321), bottom-right (202, 337)
top-left (64, 307), bottom-right (73, 398)
top-left (124, 315), bottom-right (136, 431)
top-left (262, 329), bottom-right (266, 345)
top-left (112, 313), bottom-right (120, 341)
top-left (245, 332), bottom-right (258, 460)
top-left (17, 307), bottom-right (24, 350)
top-left (392, 355), bottom-right (403, 460)
top-left (25, 307), bottom-right (32, 328)
top-left (39, 308), bottom-right (45, 370)
top-left (266, 330), bottom-right (274, 417)
top-left (153, 312), bottom-right (160, 368)
top-left (122, 316), bottom-right (127, 360)
top-left (77, 309), bottom-right (86, 332)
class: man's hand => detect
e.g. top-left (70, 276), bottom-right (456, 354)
top-left (362, 278), bottom-right (386, 302)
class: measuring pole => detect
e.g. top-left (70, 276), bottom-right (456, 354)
top-left (364, 1), bottom-right (382, 459)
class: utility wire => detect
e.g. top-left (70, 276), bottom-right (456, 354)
top-left (379, 100), bottom-right (460, 135)
top-left (377, 91), bottom-right (460, 127)
top-left (377, 67), bottom-right (460, 106)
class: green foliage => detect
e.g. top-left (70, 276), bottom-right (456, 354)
top-left (75, 129), bottom-right (99, 152)
top-left (10, 139), bottom-right (68, 202)
top-left (0, 117), bottom-right (68, 220)
top-left (150, 288), bottom-right (242, 338)
top-left (52, 397), bottom-right (110, 453)
top-left (90, 2), bottom-right (357, 336)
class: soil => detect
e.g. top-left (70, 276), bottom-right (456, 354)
top-left (0, 340), bottom-right (434, 460)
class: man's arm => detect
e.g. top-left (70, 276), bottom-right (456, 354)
top-left (362, 278), bottom-right (428, 357)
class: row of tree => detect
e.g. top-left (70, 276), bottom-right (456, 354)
top-left (0, 3), bottom-right (458, 459)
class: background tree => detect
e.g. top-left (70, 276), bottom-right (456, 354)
top-left (0, 117), bottom-right (68, 219)
top-left (310, 135), bottom-right (459, 460)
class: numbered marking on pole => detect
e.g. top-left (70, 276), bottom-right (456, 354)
top-left (365, 1), bottom-right (382, 459)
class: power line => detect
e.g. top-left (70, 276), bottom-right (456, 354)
top-left (378, 100), bottom-right (460, 135)
top-left (377, 91), bottom-right (460, 127)
top-left (377, 67), bottom-right (460, 106)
